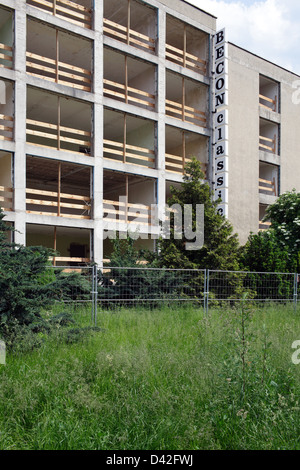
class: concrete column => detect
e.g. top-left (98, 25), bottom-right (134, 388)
top-left (13, 0), bottom-right (27, 245)
top-left (156, 8), bottom-right (166, 225)
top-left (92, 1), bottom-right (104, 265)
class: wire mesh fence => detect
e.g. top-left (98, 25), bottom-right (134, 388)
top-left (97, 267), bottom-right (206, 308)
top-left (45, 265), bottom-right (299, 325)
top-left (206, 270), bottom-right (297, 310)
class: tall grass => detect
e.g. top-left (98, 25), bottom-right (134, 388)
top-left (0, 303), bottom-right (299, 450)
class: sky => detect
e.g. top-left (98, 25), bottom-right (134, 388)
top-left (186, 0), bottom-right (300, 75)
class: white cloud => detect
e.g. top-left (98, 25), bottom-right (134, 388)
top-left (188, 0), bottom-right (300, 74)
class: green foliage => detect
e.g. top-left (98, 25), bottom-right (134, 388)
top-left (147, 158), bottom-right (240, 270)
top-left (0, 208), bottom-right (91, 342)
top-left (0, 208), bottom-right (57, 330)
top-left (240, 190), bottom-right (300, 273)
top-left (265, 189), bottom-right (300, 269)
top-left (240, 230), bottom-right (295, 273)
top-left (99, 236), bottom-right (189, 307)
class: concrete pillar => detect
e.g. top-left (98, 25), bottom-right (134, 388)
top-left (156, 8), bottom-right (166, 225)
top-left (92, 1), bottom-right (104, 265)
top-left (13, 0), bottom-right (27, 245)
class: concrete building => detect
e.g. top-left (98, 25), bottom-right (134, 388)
top-left (227, 42), bottom-right (300, 244)
top-left (0, 0), bottom-right (299, 264)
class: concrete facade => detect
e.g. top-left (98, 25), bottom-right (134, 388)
top-left (0, 0), bottom-right (299, 263)
top-left (227, 43), bottom-right (300, 244)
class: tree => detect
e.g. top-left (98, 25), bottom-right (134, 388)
top-left (239, 230), bottom-right (295, 273)
top-left (146, 158), bottom-right (240, 271)
top-left (264, 189), bottom-right (300, 270)
top-left (0, 209), bottom-right (58, 329)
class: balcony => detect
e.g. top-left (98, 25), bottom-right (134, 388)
top-left (0, 7), bottom-right (13, 71)
top-left (26, 224), bottom-right (91, 266)
top-left (26, 19), bottom-right (92, 92)
top-left (103, 0), bottom-right (156, 54)
top-left (26, 0), bottom-right (93, 29)
top-left (259, 119), bottom-right (279, 156)
top-left (26, 87), bottom-right (92, 154)
top-left (259, 204), bottom-right (271, 232)
top-left (26, 156), bottom-right (92, 220)
top-left (166, 15), bottom-right (208, 76)
top-left (166, 72), bottom-right (207, 128)
top-left (259, 75), bottom-right (279, 113)
top-left (0, 80), bottom-right (14, 142)
top-left (165, 125), bottom-right (208, 176)
top-left (103, 171), bottom-right (156, 228)
top-left (103, 48), bottom-right (156, 110)
top-left (259, 177), bottom-right (277, 197)
top-left (0, 151), bottom-right (13, 212)
top-left (259, 162), bottom-right (278, 202)
top-left (104, 109), bottom-right (155, 169)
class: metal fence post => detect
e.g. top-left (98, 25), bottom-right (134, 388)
top-left (294, 273), bottom-right (298, 313)
top-left (203, 269), bottom-right (206, 314)
top-left (205, 269), bottom-right (210, 314)
top-left (94, 264), bottom-right (98, 326)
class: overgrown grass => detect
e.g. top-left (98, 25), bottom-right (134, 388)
top-left (0, 302), bottom-right (299, 450)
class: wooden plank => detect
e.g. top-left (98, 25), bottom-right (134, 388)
top-left (103, 26), bottom-right (128, 43)
top-left (259, 94), bottom-right (275, 104)
top-left (55, 3), bottom-right (91, 21)
top-left (103, 139), bottom-right (124, 148)
top-left (259, 135), bottom-right (274, 143)
top-left (0, 43), bottom-right (13, 52)
top-left (259, 178), bottom-right (273, 185)
top-left (26, 198), bottom-right (89, 210)
top-left (59, 135), bottom-right (90, 146)
top-left (0, 114), bottom-right (13, 121)
top-left (57, 0), bottom-right (91, 14)
top-left (26, 188), bottom-right (91, 202)
top-left (51, 256), bottom-right (90, 262)
top-left (26, 71), bottom-right (57, 83)
top-left (26, 209), bottom-right (90, 219)
top-left (0, 186), bottom-right (13, 192)
top-left (259, 143), bottom-right (273, 152)
top-left (126, 143), bottom-right (154, 155)
top-left (0, 53), bottom-right (13, 61)
top-left (103, 19), bottom-right (154, 50)
top-left (165, 161), bottom-right (184, 169)
top-left (125, 152), bottom-right (155, 163)
top-left (103, 199), bottom-right (151, 211)
top-left (26, 129), bottom-right (58, 141)
top-left (0, 125), bottom-right (13, 132)
top-left (26, 60), bottom-right (56, 75)
top-left (55, 14), bottom-right (90, 29)
top-left (26, 51), bottom-right (56, 65)
top-left (104, 79), bottom-right (154, 99)
top-left (57, 78), bottom-right (91, 91)
top-left (58, 60), bottom-right (91, 76)
top-left (29, 0), bottom-right (53, 9)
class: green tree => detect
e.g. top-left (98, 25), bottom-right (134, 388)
top-left (147, 158), bottom-right (240, 270)
top-left (264, 189), bottom-right (300, 270)
top-left (98, 235), bottom-right (174, 306)
top-left (0, 209), bottom-right (58, 329)
top-left (239, 230), bottom-right (295, 273)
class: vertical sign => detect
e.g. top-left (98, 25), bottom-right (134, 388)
top-left (213, 28), bottom-right (229, 218)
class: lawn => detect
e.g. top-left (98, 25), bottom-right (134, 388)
top-left (0, 303), bottom-right (299, 450)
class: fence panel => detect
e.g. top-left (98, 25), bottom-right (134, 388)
top-left (97, 267), bottom-right (206, 309)
top-left (207, 270), bottom-right (296, 308)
